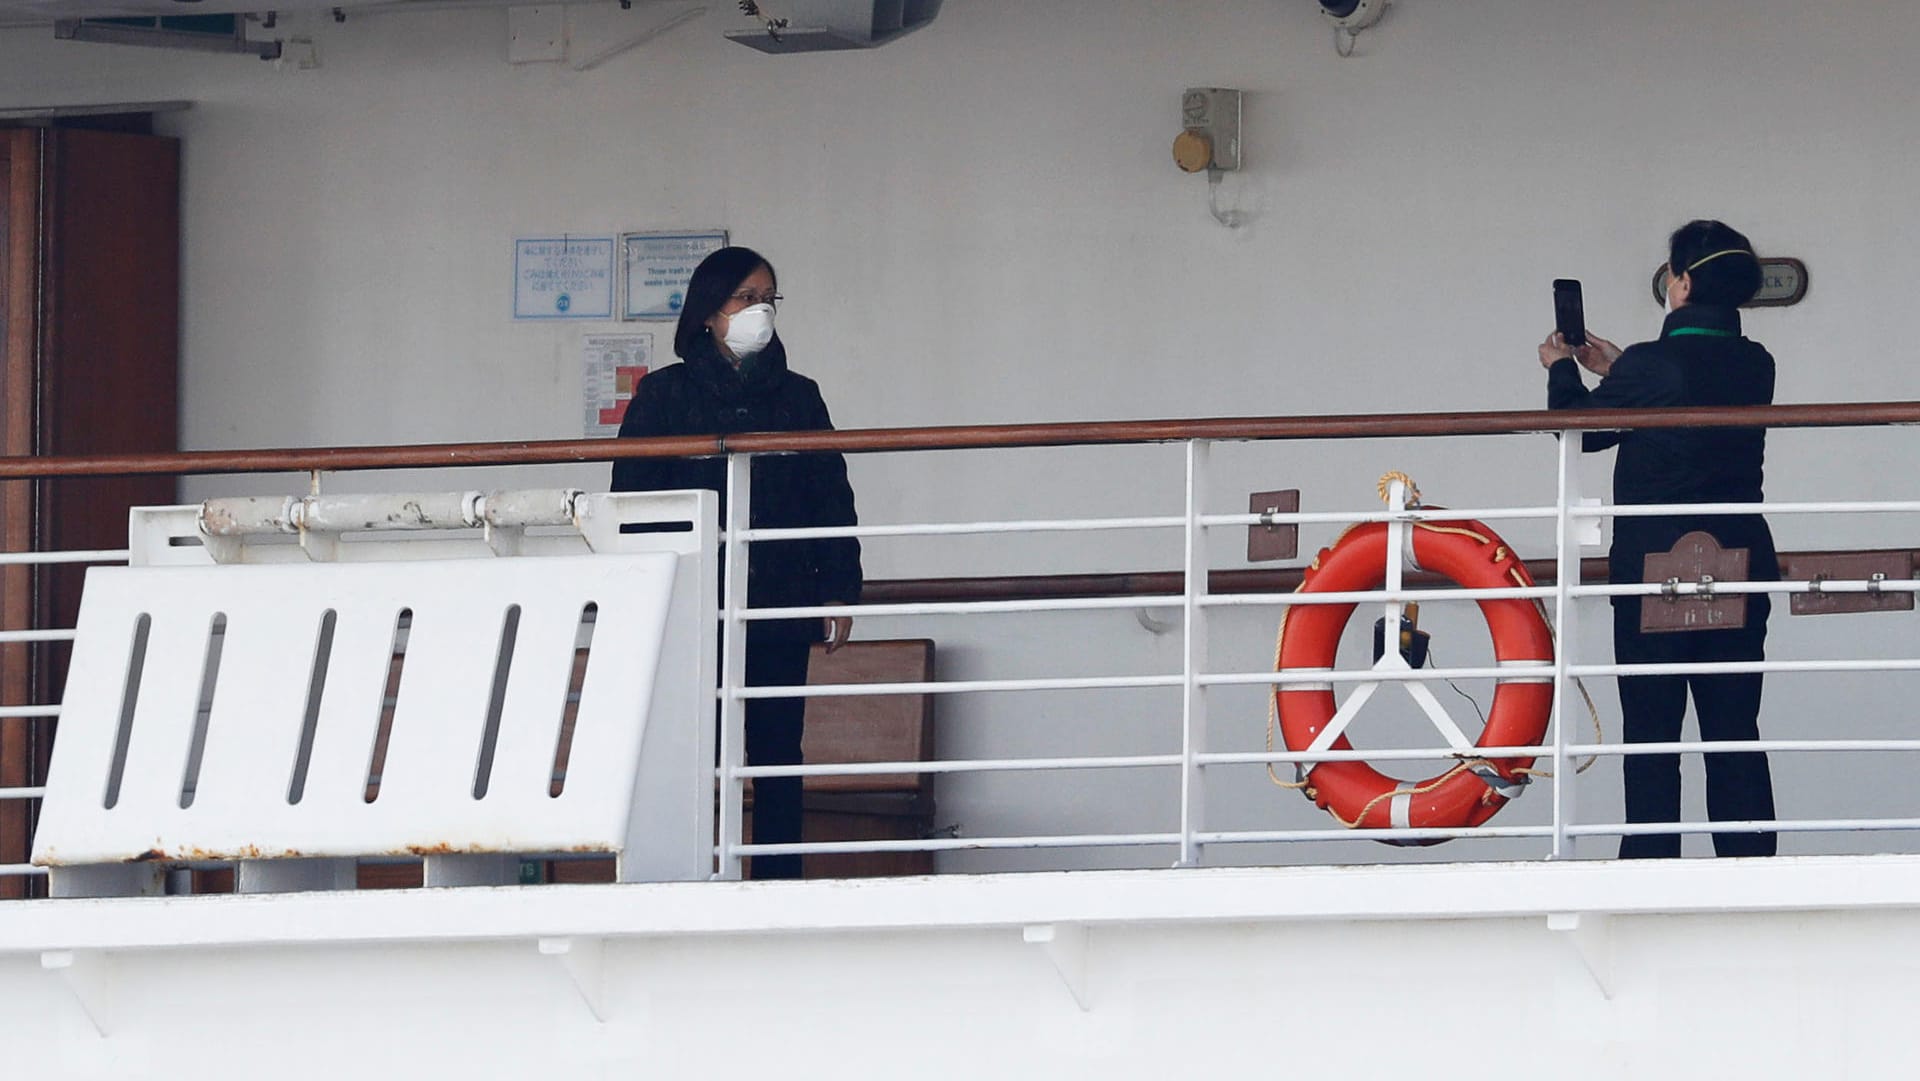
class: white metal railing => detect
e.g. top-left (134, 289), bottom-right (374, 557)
top-left (709, 428), bottom-right (1920, 873)
top-left (2, 549), bottom-right (124, 885)
top-left (4, 419), bottom-right (1920, 888)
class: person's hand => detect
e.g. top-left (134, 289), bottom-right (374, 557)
top-left (1572, 332), bottom-right (1622, 378)
top-left (1538, 330), bottom-right (1575, 370)
top-left (822, 602), bottom-right (853, 654)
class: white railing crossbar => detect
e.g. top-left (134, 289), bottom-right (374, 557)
top-left (8, 420), bottom-right (1920, 890)
top-left (0, 549), bottom-right (129, 566)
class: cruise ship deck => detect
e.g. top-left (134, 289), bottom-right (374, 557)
top-left (4, 2), bottom-right (1920, 1077)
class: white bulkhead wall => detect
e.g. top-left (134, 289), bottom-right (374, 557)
top-left (2, 0), bottom-right (1919, 868)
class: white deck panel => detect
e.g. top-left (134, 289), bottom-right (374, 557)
top-left (32, 554), bottom-right (677, 865)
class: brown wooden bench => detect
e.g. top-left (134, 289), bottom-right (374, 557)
top-left (775, 637), bottom-right (936, 878)
top-left (544, 637), bottom-right (937, 883)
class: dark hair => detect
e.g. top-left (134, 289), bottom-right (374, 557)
top-left (674, 246), bottom-right (777, 358)
top-left (1668, 219), bottom-right (1762, 308)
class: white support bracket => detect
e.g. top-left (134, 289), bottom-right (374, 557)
top-left (1547, 911), bottom-right (1613, 999)
top-left (41, 949), bottom-right (113, 1037)
top-left (47, 863), bottom-right (164, 899)
top-left (1576, 497), bottom-right (1605, 549)
top-left (424, 854), bottom-right (521, 888)
top-left (1023, 923), bottom-right (1091, 1012)
top-left (235, 858), bottom-right (356, 894)
top-left (538, 936), bottom-right (609, 1022)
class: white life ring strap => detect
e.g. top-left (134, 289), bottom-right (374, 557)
top-left (1494, 658), bottom-right (1553, 684)
top-left (1468, 760), bottom-right (1530, 801)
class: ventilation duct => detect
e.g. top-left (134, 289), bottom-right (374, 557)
top-left (726, 0), bottom-right (941, 53)
top-left (53, 14), bottom-right (280, 59)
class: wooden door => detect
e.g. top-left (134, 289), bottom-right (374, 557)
top-left (0, 125), bottom-right (179, 897)
top-left (0, 130), bottom-right (35, 897)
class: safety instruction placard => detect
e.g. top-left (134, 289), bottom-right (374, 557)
top-left (515, 237), bottom-right (615, 320)
top-left (622, 230), bottom-right (727, 321)
top-left (583, 332), bottom-right (654, 437)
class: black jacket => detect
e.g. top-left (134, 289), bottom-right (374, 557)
top-left (1547, 303), bottom-right (1779, 592)
top-left (612, 335), bottom-right (862, 641)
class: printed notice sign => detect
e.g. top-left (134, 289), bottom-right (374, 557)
top-left (515, 237), bottom-right (615, 320)
top-left (623, 230), bottom-right (728, 321)
top-left (584, 332), bottom-right (654, 437)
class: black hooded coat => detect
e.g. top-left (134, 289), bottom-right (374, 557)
top-left (611, 335), bottom-right (862, 642)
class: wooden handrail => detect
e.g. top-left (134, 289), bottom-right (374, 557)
top-left (0, 400), bottom-right (1916, 479)
top-left (861, 549), bottom-right (1919, 604)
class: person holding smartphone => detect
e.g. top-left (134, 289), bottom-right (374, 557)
top-left (1537, 219), bottom-right (1778, 859)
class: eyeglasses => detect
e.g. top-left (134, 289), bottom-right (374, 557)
top-left (726, 290), bottom-right (783, 308)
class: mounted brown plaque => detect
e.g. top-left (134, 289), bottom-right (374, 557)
top-left (1246, 489), bottom-right (1300, 563)
top-left (1783, 552), bottom-right (1915, 616)
top-left (1641, 531), bottom-right (1749, 633)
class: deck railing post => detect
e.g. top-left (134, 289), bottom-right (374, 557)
top-left (715, 453), bottom-right (753, 881)
top-left (1178, 440), bottom-right (1211, 867)
top-left (1550, 430), bottom-right (1584, 860)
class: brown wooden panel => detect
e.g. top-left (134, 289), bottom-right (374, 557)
top-left (0, 130), bottom-right (38, 897)
top-left (357, 862), bottom-right (425, 890)
top-left (34, 129), bottom-right (181, 716)
top-left (793, 808), bottom-right (934, 879)
top-left (548, 857), bottom-right (615, 885)
top-left (0, 127), bottom-right (180, 898)
top-left (736, 807), bottom-right (934, 880)
top-left (802, 638), bottom-right (934, 794)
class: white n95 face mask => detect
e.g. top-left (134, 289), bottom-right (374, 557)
top-left (722, 303), bottom-right (775, 360)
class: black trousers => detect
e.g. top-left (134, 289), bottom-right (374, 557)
top-left (1612, 597), bottom-right (1776, 859)
top-left (742, 637), bottom-right (811, 880)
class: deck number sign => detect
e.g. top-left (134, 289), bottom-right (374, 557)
top-left (515, 237), bottom-right (615, 320)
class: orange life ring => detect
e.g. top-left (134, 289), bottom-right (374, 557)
top-left (1275, 516), bottom-right (1553, 837)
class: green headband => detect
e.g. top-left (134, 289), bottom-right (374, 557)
top-left (1685, 248), bottom-right (1756, 272)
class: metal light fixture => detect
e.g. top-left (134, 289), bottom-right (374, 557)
top-left (1317, 0), bottom-right (1388, 57)
top-left (727, 0), bottom-right (941, 53)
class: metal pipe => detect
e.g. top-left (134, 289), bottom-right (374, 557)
top-left (730, 674), bottom-right (1184, 699)
top-left (1571, 658), bottom-right (1920, 678)
top-left (734, 832), bottom-right (1184, 855)
top-left (6, 399), bottom-right (1920, 479)
top-left (0, 629), bottom-right (75, 644)
top-left (1569, 739), bottom-right (1920, 756)
top-left (737, 514), bottom-right (1184, 541)
top-left (0, 549), bottom-right (129, 565)
top-left (734, 754), bottom-right (1182, 778)
top-left (741, 595), bottom-right (1186, 620)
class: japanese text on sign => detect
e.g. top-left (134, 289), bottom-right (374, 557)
top-left (515, 237), bottom-right (615, 320)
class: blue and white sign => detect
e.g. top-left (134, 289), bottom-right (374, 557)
top-left (515, 237), bottom-right (616, 320)
top-left (622, 230), bottom-right (728, 321)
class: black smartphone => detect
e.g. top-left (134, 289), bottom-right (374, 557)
top-left (1553, 278), bottom-right (1586, 347)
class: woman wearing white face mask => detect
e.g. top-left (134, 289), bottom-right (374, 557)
top-left (1537, 219), bottom-right (1778, 860)
top-left (613, 246), bottom-right (863, 879)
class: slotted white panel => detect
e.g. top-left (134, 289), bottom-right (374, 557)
top-left (33, 553), bottom-right (677, 867)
